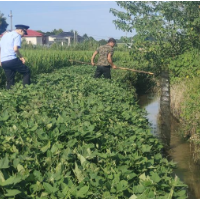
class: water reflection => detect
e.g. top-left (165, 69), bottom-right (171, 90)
top-left (138, 93), bottom-right (200, 199)
top-left (138, 94), bottom-right (160, 137)
top-left (170, 117), bottom-right (200, 199)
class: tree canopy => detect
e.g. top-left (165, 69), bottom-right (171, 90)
top-left (110, 2), bottom-right (200, 72)
top-left (0, 11), bottom-right (8, 34)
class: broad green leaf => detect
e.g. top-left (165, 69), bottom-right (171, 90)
top-left (0, 156), bottom-right (9, 169)
top-left (0, 172), bottom-right (5, 187)
top-left (77, 153), bottom-right (86, 165)
top-left (139, 173), bottom-right (146, 181)
top-left (17, 164), bottom-right (25, 173)
top-left (117, 180), bottom-right (128, 191)
top-left (5, 189), bottom-right (21, 197)
top-left (129, 194), bottom-right (137, 199)
top-left (76, 185), bottom-right (89, 198)
top-left (0, 111), bottom-right (9, 121)
top-left (41, 140), bottom-right (51, 153)
top-left (151, 172), bottom-right (161, 183)
top-left (43, 182), bottom-right (57, 194)
top-left (51, 143), bottom-right (58, 154)
top-left (0, 175), bottom-right (22, 186)
top-left (33, 170), bottom-right (44, 182)
top-left (141, 145), bottom-right (152, 153)
top-left (72, 162), bottom-right (84, 183)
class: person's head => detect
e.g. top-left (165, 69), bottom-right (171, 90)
top-left (15, 24), bottom-right (29, 36)
top-left (108, 38), bottom-right (116, 47)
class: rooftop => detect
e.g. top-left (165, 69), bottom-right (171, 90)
top-left (0, 29), bottom-right (43, 37)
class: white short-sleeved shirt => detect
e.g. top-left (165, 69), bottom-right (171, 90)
top-left (0, 31), bottom-right (21, 62)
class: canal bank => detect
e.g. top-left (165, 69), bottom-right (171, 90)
top-left (138, 93), bottom-right (200, 199)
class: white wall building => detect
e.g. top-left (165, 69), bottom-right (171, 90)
top-left (48, 32), bottom-right (83, 46)
top-left (1, 30), bottom-right (83, 46)
top-left (24, 30), bottom-right (44, 45)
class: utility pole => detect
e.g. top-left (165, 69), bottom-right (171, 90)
top-left (74, 30), bottom-right (76, 44)
top-left (8, 10), bottom-right (13, 31)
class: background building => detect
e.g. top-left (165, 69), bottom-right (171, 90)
top-left (0, 30), bottom-right (83, 46)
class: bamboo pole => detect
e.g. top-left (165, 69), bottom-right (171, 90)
top-left (115, 66), bottom-right (154, 75)
top-left (69, 59), bottom-right (154, 75)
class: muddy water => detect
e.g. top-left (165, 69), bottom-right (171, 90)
top-left (138, 94), bottom-right (200, 199)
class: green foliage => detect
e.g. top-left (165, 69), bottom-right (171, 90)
top-left (110, 1), bottom-right (200, 74)
top-left (42, 28), bottom-right (64, 36)
top-left (169, 49), bottom-right (200, 83)
top-left (110, 2), bottom-right (200, 164)
top-left (63, 39), bottom-right (99, 51)
top-left (0, 66), bottom-right (187, 198)
top-left (98, 39), bottom-right (107, 46)
top-left (0, 11), bottom-right (8, 34)
top-left (0, 49), bottom-right (154, 93)
top-left (173, 77), bottom-right (200, 163)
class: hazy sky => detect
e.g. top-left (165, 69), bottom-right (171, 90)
top-left (0, 1), bottom-right (136, 40)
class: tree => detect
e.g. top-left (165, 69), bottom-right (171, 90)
top-left (0, 12), bottom-right (8, 34)
top-left (110, 2), bottom-right (200, 73)
top-left (70, 29), bottom-right (78, 34)
top-left (52, 29), bottom-right (64, 35)
top-left (82, 34), bottom-right (89, 41)
top-left (98, 39), bottom-right (107, 45)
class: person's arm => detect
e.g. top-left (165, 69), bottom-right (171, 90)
top-left (14, 46), bottom-right (25, 64)
top-left (13, 35), bottom-right (25, 64)
top-left (91, 51), bottom-right (98, 66)
top-left (108, 53), bottom-right (116, 69)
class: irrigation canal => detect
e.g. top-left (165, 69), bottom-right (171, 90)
top-left (138, 93), bottom-right (200, 199)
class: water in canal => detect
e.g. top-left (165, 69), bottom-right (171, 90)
top-left (138, 94), bottom-right (200, 199)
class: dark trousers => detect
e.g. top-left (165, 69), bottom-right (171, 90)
top-left (94, 65), bottom-right (111, 79)
top-left (2, 58), bottom-right (31, 89)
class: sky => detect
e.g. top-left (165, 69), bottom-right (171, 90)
top-left (0, 1), bottom-right (136, 41)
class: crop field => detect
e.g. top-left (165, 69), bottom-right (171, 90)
top-left (0, 64), bottom-right (187, 198)
top-left (0, 49), bottom-right (150, 87)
